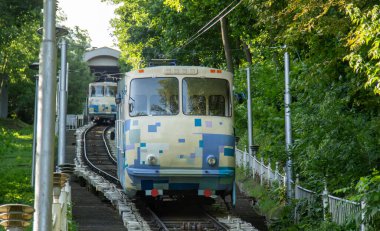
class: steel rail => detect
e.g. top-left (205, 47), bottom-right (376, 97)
top-left (142, 201), bottom-right (230, 231)
top-left (203, 210), bottom-right (229, 231)
top-left (102, 126), bottom-right (117, 164)
top-left (146, 207), bottom-right (169, 231)
top-left (83, 125), bottom-right (119, 183)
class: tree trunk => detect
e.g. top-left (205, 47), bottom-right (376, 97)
top-left (242, 41), bottom-right (253, 65)
top-left (220, 17), bottom-right (234, 73)
top-left (0, 77), bottom-right (8, 118)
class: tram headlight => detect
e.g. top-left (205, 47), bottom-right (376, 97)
top-left (207, 155), bottom-right (217, 166)
top-left (147, 154), bottom-right (158, 165)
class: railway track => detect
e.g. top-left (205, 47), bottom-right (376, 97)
top-left (78, 124), bottom-right (260, 230)
top-left (139, 198), bottom-right (230, 231)
top-left (83, 125), bottom-right (119, 184)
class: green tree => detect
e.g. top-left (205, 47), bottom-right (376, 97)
top-left (63, 27), bottom-right (94, 114)
top-left (345, 3), bottom-right (380, 94)
top-left (0, 0), bottom-right (42, 120)
top-left (108, 0), bottom-right (247, 69)
top-left (354, 169), bottom-right (380, 229)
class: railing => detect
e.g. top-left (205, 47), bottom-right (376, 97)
top-left (52, 176), bottom-right (71, 231)
top-left (236, 148), bottom-right (285, 186)
top-left (55, 114), bottom-right (85, 134)
top-left (236, 148), bottom-right (365, 229)
top-left (66, 114), bottom-right (84, 130)
top-left (327, 194), bottom-right (361, 225)
top-left (295, 185), bottom-right (316, 202)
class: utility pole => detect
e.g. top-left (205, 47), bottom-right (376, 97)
top-left (33, 0), bottom-right (57, 227)
top-left (58, 38), bottom-right (68, 167)
top-left (246, 67), bottom-right (253, 157)
top-left (33, 1), bottom-right (68, 230)
top-left (29, 62), bottom-right (39, 187)
top-left (284, 51), bottom-right (293, 201)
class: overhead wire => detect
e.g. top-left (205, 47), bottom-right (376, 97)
top-left (167, 0), bottom-right (243, 56)
top-left (168, 0), bottom-right (241, 55)
top-left (187, 0), bottom-right (238, 45)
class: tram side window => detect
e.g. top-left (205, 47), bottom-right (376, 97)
top-left (209, 95), bottom-right (225, 116)
top-left (91, 86), bottom-right (103, 97)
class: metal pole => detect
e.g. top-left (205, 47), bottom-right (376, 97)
top-left (31, 75), bottom-right (38, 187)
top-left (58, 38), bottom-right (67, 166)
top-left (361, 201), bottom-right (366, 231)
top-left (322, 179), bottom-right (329, 221)
top-left (246, 67), bottom-right (253, 156)
top-left (284, 51), bottom-right (293, 201)
top-left (33, 0), bottom-right (57, 230)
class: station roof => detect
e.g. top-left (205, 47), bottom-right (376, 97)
top-left (83, 47), bottom-right (121, 77)
top-left (84, 47), bottom-right (120, 64)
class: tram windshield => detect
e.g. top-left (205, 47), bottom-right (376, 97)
top-left (129, 78), bottom-right (179, 116)
top-left (90, 85), bottom-right (117, 97)
top-left (183, 78), bottom-right (230, 116)
top-left (105, 86), bottom-right (117, 97)
top-left (91, 85), bottom-right (104, 97)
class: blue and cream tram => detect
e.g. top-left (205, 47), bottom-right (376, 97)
top-left (88, 81), bottom-right (117, 123)
top-left (115, 66), bottom-right (235, 202)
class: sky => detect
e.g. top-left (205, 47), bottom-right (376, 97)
top-left (58, 0), bottom-right (119, 49)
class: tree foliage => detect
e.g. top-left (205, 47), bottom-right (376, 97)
top-left (0, 1), bottom-right (94, 121)
top-left (0, 0), bottom-right (42, 121)
top-left (353, 169), bottom-right (380, 228)
top-left (108, 0), bottom-right (247, 68)
top-left (63, 27), bottom-right (94, 114)
top-left (345, 3), bottom-right (380, 94)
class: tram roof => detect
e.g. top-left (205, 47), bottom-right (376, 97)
top-left (126, 66), bottom-right (232, 78)
top-left (89, 81), bottom-right (117, 86)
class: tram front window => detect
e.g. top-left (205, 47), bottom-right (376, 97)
top-left (183, 78), bottom-right (231, 116)
top-left (129, 78), bottom-right (179, 116)
top-left (91, 86), bottom-right (103, 97)
top-left (105, 86), bottom-right (116, 97)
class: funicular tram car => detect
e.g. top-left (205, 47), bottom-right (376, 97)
top-left (115, 66), bottom-right (236, 202)
top-left (88, 79), bottom-right (118, 124)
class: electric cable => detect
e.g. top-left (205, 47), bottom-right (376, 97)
top-left (167, 0), bottom-right (243, 56)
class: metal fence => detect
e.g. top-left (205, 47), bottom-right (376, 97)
top-left (295, 185), bottom-right (316, 201)
top-left (52, 177), bottom-right (72, 231)
top-left (66, 114), bottom-right (84, 130)
top-left (236, 148), bottom-right (285, 186)
top-left (327, 194), bottom-right (361, 225)
top-left (236, 148), bottom-right (364, 229)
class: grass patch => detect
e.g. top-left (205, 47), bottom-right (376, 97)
top-left (0, 119), bottom-right (77, 231)
top-left (0, 120), bottom-right (34, 205)
top-left (235, 167), bottom-right (362, 230)
top-left (236, 167), bottom-right (285, 219)
top-left (0, 118), bottom-right (30, 130)
top-left (0, 119), bottom-right (34, 231)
